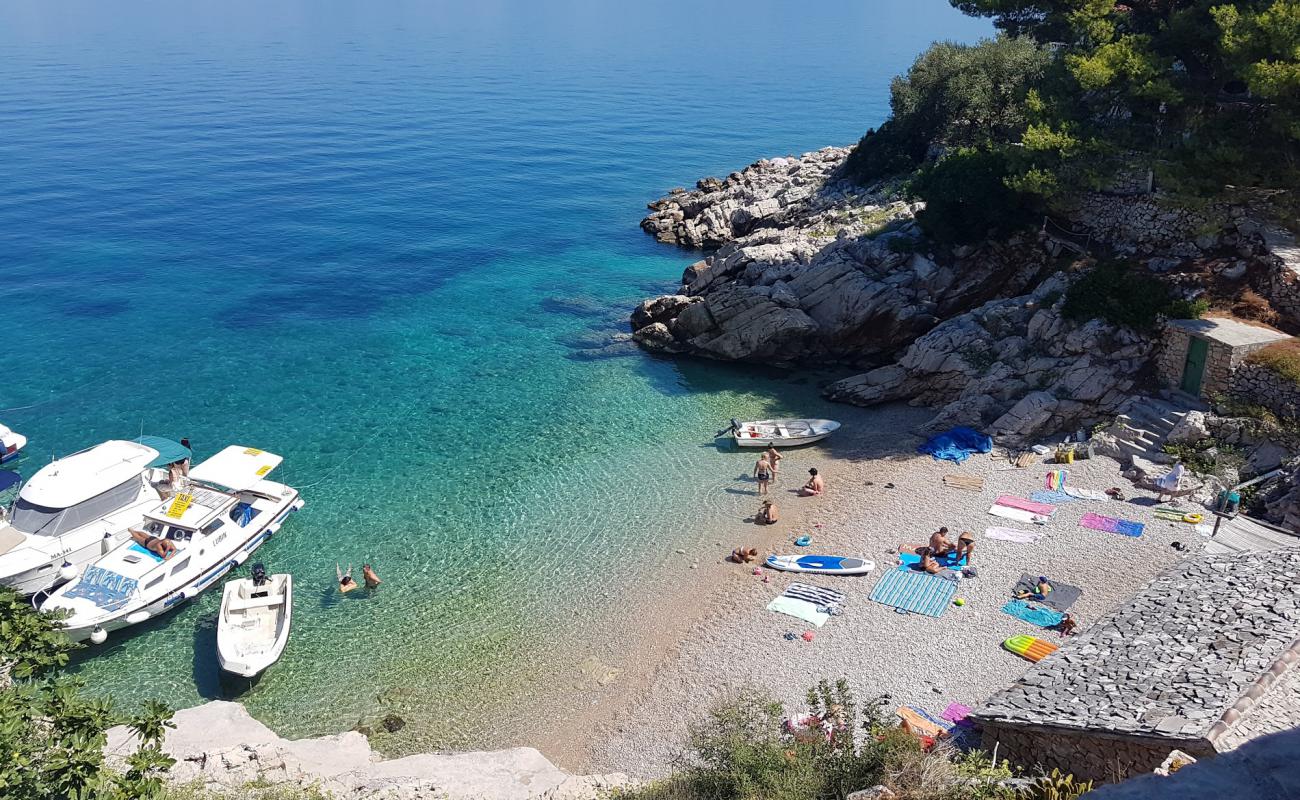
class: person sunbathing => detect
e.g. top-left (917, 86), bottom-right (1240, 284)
top-left (757, 500), bottom-right (779, 525)
top-left (919, 553), bottom-right (942, 574)
top-left (798, 468), bottom-right (824, 497)
top-left (130, 527), bottom-right (176, 560)
top-left (954, 531), bottom-right (976, 563)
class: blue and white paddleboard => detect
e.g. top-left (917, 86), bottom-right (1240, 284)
top-left (765, 554), bottom-right (875, 575)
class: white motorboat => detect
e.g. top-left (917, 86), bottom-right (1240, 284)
top-left (42, 445), bottom-right (303, 644)
top-left (0, 439), bottom-right (188, 596)
top-left (217, 564), bottom-right (292, 678)
top-left (0, 423), bottom-right (27, 464)
top-left (728, 418), bottom-right (841, 448)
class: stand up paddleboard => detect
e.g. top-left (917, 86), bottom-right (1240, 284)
top-left (765, 554), bottom-right (875, 575)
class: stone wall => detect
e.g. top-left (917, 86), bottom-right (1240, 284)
top-left (1155, 328), bottom-right (1193, 390)
top-left (1068, 193), bottom-right (1230, 257)
top-left (1228, 362), bottom-right (1300, 418)
top-left (979, 722), bottom-right (1217, 785)
top-left (1156, 328), bottom-right (1282, 401)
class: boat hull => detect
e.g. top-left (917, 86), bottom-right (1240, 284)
top-left (217, 574), bottom-right (292, 678)
top-left (730, 418), bottom-right (841, 448)
top-left (735, 432), bottom-right (833, 448)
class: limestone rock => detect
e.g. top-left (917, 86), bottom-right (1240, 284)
top-left (1166, 411), bottom-right (1211, 445)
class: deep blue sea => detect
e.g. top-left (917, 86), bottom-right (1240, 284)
top-left (0, 0), bottom-right (989, 752)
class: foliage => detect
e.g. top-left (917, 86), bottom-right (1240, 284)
top-left (0, 587), bottom-right (175, 800)
top-left (1166, 297), bottom-right (1211, 320)
top-left (161, 782), bottom-right (334, 800)
top-left (1061, 261), bottom-right (1180, 330)
top-left (843, 36), bottom-right (1052, 183)
top-left (1021, 768), bottom-right (1094, 800)
top-left (911, 147), bottom-right (1038, 243)
top-left (1246, 339), bottom-right (1300, 385)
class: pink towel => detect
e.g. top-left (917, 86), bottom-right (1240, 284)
top-left (942, 703), bottom-right (972, 724)
top-left (995, 494), bottom-right (1056, 516)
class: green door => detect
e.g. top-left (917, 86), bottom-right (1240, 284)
top-left (1181, 338), bottom-right (1208, 395)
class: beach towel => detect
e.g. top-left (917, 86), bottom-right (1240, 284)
top-left (898, 551), bottom-right (967, 570)
top-left (783, 582), bottom-right (845, 609)
top-left (985, 526), bottom-right (1046, 544)
top-left (1012, 573), bottom-right (1082, 612)
top-left (1001, 599), bottom-right (1065, 628)
top-left (1080, 512), bottom-right (1145, 538)
top-left (870, 568), bottom-right (957, 617)
top-left (1031, 490), bottom-right (1076, 505)
top-left (941, 703), bottom-right (973, 726)
top-left (62, 566), bottom-right (138, 613)
top-left (943, 474), bottom-right (985, 492)
top-left (127, 542), bottom-right (165, 562)
top-left (766, 596), bottom-right (831, 627)
top-left (1063, 486), bottom-right (1109, 501)
top-left (988, 505), bottom-right (1048, 525)
top-left (917, 427), bottom-right (992, 464)
top-left (995, 495), bottom-right (1057, 516)
top-left (1045, 469), bottom-right (1067, 491)
top-left (896, 705), bottom-right (950, 738)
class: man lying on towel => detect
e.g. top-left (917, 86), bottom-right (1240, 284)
top-left (130, 527), bottom-right (177, 560)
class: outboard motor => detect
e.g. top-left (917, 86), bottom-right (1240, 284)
top-left (251, 563), bottom-right (268, 587)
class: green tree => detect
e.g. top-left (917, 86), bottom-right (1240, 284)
top-left (912, 148), bottom-right (1037, 243)
top-left (0, 588), bottom-right (176, 799)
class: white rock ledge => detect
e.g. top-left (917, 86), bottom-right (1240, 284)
top-left (105, 701), bottom-right (629, 800)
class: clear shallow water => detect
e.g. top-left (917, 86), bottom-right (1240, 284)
top-left (0, 0), bottom-right (989, 751)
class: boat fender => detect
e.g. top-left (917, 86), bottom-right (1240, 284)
top-left (90, 627), bottom-right (108, 645)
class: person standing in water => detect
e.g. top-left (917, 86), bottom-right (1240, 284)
top-left (763, 445), bottom-right (783, 478)
top-left (362, 563), bottom-right (382, 589)
top-left (337, 564), bottom-right (358, 593)
top-left (753, 453), bottom-right (774, 496)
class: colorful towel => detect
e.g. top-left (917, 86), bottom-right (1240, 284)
top-left (995, 495), bottom-right (1057, 516)
top-left (1013, 573), bottom-right (1083, 611)
top-left (1063, 486), bottom-right (1109, 501)
top-left (917, 427), bottom-right (993, 464)
top-left (988, 505), bottom-right (1047, 525)
top-left (985, 526), bottom-right (1045, 544)
top-left (1080, 512), bottom-right (1145, 538)
top-left (1045, 469), bottom-right (1068, 491)
top-left (897, 705), bottom-right (951, 737)
top-left (941, 703), bottom-right (972, 725)
top-left (1002, 599), bottom-right (1065, 628)
top-left (62, 566), bottom-right (138, 613)
top-left (899, 551), bottom-right (967, 569)
top-left (128, 542), bottom-right (165, 562)
top-left (1031, 490), bottom-right (1075, 505)
top-left (784, 582), bottom-right (845, 609)
top-left (766, 596), bottom-right (830, 626)
top-left (870, 568), bottom-right (957, 618)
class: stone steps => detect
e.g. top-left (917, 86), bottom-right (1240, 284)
top-left (1097, 395), bottom-right (1201, 466)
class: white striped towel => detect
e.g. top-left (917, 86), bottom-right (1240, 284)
top-left (784, 582), bottom-right (845, 608)
top-left (1063, 486), bottom-right (1109, 501)
top-left (985, 526), bottom-right (1046, 544)
top-left (767, 596), bottom-right (830, 626)
top-left (987, 505), bottom-right (1049, 525)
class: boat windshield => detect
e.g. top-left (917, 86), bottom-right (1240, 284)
top-left (10, 477), bottom-right (142, 537)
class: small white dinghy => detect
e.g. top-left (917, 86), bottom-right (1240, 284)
top-left (766, 554), bottom-right (875, 575)
top-left (728, 418), bottom-right (840, 448)
top-left (217, 564), bottom-right (291, 678)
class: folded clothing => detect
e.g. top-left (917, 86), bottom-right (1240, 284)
top-left (1002, 599), bottom-right (1065, 628)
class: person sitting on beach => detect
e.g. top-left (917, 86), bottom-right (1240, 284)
top-left (927, 527), bottom-right (953, 556)
top-left (130, 527), bottom-right (176, 560)
top-left (753, 455), bottom-right (774, 496)
top-left (362, 563), bottom-right (382, 589)
top-left (799, 468), bottom-right (824, 497)
top-left (954, 531), bottom-right (976, 563)
top-left (757, 499), bottom-right (779, 525)
top-left (337, 564), bottom-right (358, 593)
top-left (1015, 576), bottom-right (1053, 601)
top-left (919, 553), bottom-right (942, 575)
top-left (763, 445), bottom-right (783, 477)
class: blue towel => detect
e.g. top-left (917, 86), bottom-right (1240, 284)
top-left (128, 542), bottom-right (164, 562)
top-left (1001, 599), bottom-right (1064, 628)
top-left (1031, 490), bottom-right (1076, 505)
top-left (917, 427), bottom-right (993, 464)
top-left (899, 551), bottom-right (967, 569)
top-left (870, 568), bottom-right (957, 618)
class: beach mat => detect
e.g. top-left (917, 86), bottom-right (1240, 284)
top-left (784, 582), bottom-right (845, 609)
top-left (1013, 452), bottom-right (1037, 468)
top-left (899, 551), bottom-right (968, 570)
top-left (943, 474), bottom-right (985, 492)
top-left (985, 526), bottom-right (1045, 544)
top-left (942, 703), bottom-right (973, 726)
top-left (1013, 573), bottom-right (1082, 611)
top-left (1031, 490), bottom-right (1075, 505)
top-left (988, 505), bottom-right (1045, 524)
top-left (766, 596), bottom-right (830, 627)
top-left (995, 495), bottom-right (1057, 516)
top-left (1064, 486), bottom-right (1108, 501)
top-left (1080, 512), bottom-right (1145, 538)
top-left (870, 568), bottom-right (956, 618)
top-left (1001, 599), bottom-right (1065, 628)
top-left (896, 705), bottom-right (951, 738)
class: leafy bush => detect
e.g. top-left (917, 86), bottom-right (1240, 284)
top-left (911, 148), bottom-right (1036, 244)
top-left (1246, 339), bottom-right (1300, 385)
top-left (1061, 262), bottom-right (1200, 331)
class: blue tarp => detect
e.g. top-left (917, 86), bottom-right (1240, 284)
top-left (917, 427), bottom-right (992, 464)
top-left (135, 436), bottom-right (191, 469)
top-left (0, 470), bottom-right (20, 493)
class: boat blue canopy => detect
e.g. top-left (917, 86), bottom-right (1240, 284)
top-left (135, 436), bottom-right (191, 468)
top-left (0, 470), bottom-right (20, 493)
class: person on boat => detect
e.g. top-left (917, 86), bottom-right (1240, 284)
top-left (798, 468), bottom-right (824, 496)
top-left (757, 499), bottom-right (779, 525)
top-left (337, 564), bottom-right (358, 593)
top-left (763, 445), bottom-right (783, 477)
top-left (753, 454), bottom-right (774, 496)
top-left (927, 527), bottom-right (953, 557)
top-left (362, 563), bottom-right (382, 589)
top-left (178, 437), bottom-right (192, 476)
top-left (130, 527), bottom-right (176, 560)
top-left (955, 531), bottom-right (976, 563)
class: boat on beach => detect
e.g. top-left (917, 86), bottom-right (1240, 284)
top-left (0, 438), bottom-right (189, 596)
top-left (217, 564), bottom-right (292, 678)
top-left (41, 445), bottom-right (303, 644)
top-left (0, 423), bottom-right (27, 463)
top-left (765, 554), bottom-right (875, 575)
top-left (728, 418), bottom-right (841, 448)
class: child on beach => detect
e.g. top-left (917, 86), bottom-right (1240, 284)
top-left (757, 499), bottom-right (779, 524)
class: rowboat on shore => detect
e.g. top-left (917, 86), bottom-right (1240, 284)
top-left (726, 418), bottom-right (841, 448)
top-left (765, 554), bottom-right (875, 575)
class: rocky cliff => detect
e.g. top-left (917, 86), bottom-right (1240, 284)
top-left (631, 147), bottom-right (1054, 365)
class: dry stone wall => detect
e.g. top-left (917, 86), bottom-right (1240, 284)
top-left (978, 722), bottom-right (1215, 785)
top-left (1229, 362), bottom-right (1300, 418)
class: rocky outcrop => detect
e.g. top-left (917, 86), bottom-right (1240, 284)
top-left (631, 148), bottom-right (1055, 365)
top-left (105, 701), bottom-right (629, 800)
top-left (824, 273), bottom-right (1154, 443)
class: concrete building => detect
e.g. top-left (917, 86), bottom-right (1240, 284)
top-left (972, 549), bottom-right (1300, 784)
top-left (1155, 316), bottom-right (1291, 400)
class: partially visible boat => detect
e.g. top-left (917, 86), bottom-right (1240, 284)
top-left (728, 418), bottom-right (841, 448)
top-left (41, 445), bottom-right (303, 644)
top-left (765, 554), bottom-right (875, 575)
top-left (217, 564), bottom-right (292, 678)
top-left (0, 423), bottom-right (27, 464)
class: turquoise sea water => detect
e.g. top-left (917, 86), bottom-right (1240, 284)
top-left (0, 1), bottom-right (989, 752)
